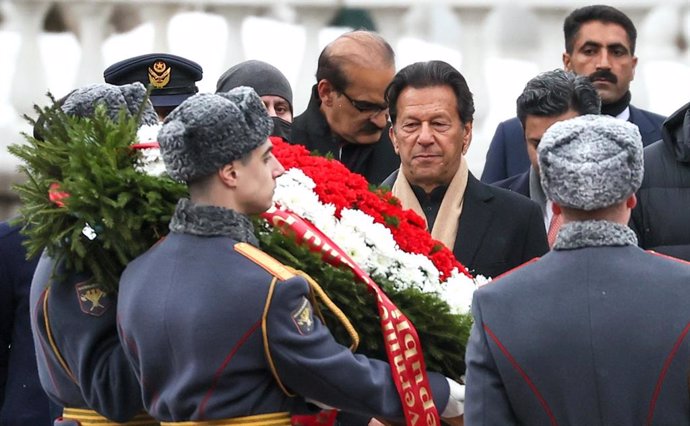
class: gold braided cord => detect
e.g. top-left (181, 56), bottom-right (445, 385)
top-left (160, 412), bottom-right (290, 426)
top-left (42, 287), bottom-right (78, 383)
top-left (261, 277), bottom-right (295, 398)
top-left (62, 408), bottom-right (158, 425)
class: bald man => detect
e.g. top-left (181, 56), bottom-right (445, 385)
top-left (291, 30), bottom-right (399, 185)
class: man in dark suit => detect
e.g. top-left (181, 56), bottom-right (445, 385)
top-left (0, 221), bottom-right (55, 426)
top-left (481, 4), bottom-right (665, 184)
top-left (465, 114), bottom-right (690, 425)
top-left (291, 30), bottom-right (399, 185)
top-left (494, 70), bottom-right (600, 246)
top-left (382, 61), bottom-right (548, 279)
top-left (117, 88), bottom-right (465, 424)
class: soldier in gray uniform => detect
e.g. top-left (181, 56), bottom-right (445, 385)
top-left (116, 88), bottom-right (465, 425)
top-left (29, 83), bottom-right (160, 426)
top-left (464, 115), bottom-right (690, 425)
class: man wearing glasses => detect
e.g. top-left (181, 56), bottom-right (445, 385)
top-left (291, 30), bottom-right (399, 185)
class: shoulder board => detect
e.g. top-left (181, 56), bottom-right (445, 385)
top-left (647, 250), bottom-right (690, 265)
top-left (234, 242), bottom-right (295, 281)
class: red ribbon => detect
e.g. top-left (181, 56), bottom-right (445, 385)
top-left (130, 142), bottom-right (159, 150)
top-left (291, 409), bottom-right (339, 426)
top-left (262, 205), bottom-right (441, 426)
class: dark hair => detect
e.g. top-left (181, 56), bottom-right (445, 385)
top-left (315, 30), bottom-right (395, 91)
top-left (564, 5), bottom-right (637, 55)
top-left (385, 60), bottom-right (475, 125)
top-left (516, 69), bottom-right (601, 127)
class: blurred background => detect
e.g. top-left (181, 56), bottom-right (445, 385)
top-left (1, 0), bottom-right (689, 219)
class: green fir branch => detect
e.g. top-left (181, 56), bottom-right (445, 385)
top-left (9, 99), bottom-right (186, 292)
top-left (254, 216), bottom-right (470, 381)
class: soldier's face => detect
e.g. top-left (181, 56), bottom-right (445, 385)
top-left (563, 21), bottom-right (637, 105)
top-left (233, 139), bottom-right (285, 215)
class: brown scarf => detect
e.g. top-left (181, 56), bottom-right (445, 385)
top-left (391, 157), bottom-right (469, 250)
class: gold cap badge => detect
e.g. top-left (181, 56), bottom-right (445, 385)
top-left (148, 60), bottom-right (171, 88)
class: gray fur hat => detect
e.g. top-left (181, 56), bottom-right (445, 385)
top-left (61, 82), bottom-right (158, 126)
top-left (215, 60), bottom-right (293, 112)
top-left (538, 114), bottom-right (643, 210)
top-left (158, 86), bottom-right (273, 183)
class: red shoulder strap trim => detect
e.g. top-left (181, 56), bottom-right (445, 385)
top-left (646, 250), bottom-right (690, 266)
top-left (484, 323), bottom-right (558, 426)
top-left (646, 322), bottom-right (690, 425)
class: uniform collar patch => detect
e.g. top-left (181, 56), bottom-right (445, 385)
top-left (291, 297), bottom-right (314, 335)
top-left (75, 282), bottom-right (111, 317)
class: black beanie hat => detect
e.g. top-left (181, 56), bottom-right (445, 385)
top-left (215, 60), bottom-right (293, 112)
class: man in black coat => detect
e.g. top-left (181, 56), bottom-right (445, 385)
top-left (117, 88), bottom-right (465, 424)
top-left (466, 114), bottom-right (690, 425)
top-left (382, 61), bottom-right (548, 279)
top-left (493, 70), bottom-right (601, 246)
top-left (0, 221), bottom-right (54, 425)
top-left (481, 5), bottom-right (665, 184)
top-left (631, 101), bottom-right (690, 260)
top-left (292, 30), bottom-right (399, 185)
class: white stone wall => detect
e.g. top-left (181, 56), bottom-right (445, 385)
top-left (0, 0), bottom-right (688, 218)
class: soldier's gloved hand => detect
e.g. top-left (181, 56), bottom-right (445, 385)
top-left (441, 378), bottom-right (465, 418)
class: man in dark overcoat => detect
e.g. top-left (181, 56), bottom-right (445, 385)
top-left (117, 88), bottom-right (465, 425)
top-left (465, 114), bottom-right (690, 424)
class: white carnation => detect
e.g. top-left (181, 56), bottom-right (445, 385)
top-left (136, 147), bottom-right (167, 176)
top-left (272, 165), bottom-right (476, 317)
top-left (136, 124), bottom-right (160, 144)
top-left (438, 269), bottom-right (478, 315)
top-left (133, 124), bottom-right (167, 176)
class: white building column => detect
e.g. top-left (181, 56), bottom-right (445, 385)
top-left (216, 6), bottom-right (257, 71)
top-left (451, 6), bottom-right (491, 120)
top-left (450, 6), bottom-right (491, 173)
top-left (368, 6), bottom-right (410, 50)
top-left (139, 4), bottom-right (179, 53)
top-left (293, 6), bottom-right (337, 114)
top-left (639, 5), bottom-right (687, 115)
top-left (68, 2), bottom-right (114, 87)
top-left (8, 0), bottom-right (51, 116)
top-left (533, 6), bottom-right (570, 71)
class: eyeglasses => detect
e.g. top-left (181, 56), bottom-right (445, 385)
top-left (339, 90), bottom-right (388, 116)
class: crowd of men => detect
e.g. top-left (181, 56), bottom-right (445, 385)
top-left (2, 3), bottom-right (690, 426)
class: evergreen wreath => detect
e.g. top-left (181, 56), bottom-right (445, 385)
top-left (255, 219), bottom-right (472, 380)
top-left (10, 97), bottom-right (473, 380)
top-left (9, 98), bottom-right (186, 292)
